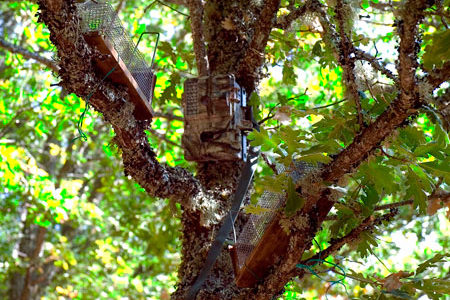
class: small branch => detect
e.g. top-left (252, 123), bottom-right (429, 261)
top-left (274, 0), bottom-right (316, 30)
top-left (293, 210), bottom-right (398, 278)
top-left (335, 0), bottom-right (363, 129)
top-left (186, 0), bottom-right (209, 76)
top-left (148, 128), bottom-right (180, 147)
top-left (310, 98), bottom-right (347, 110)
top-left (258, 104), bottom-right (280, 125)
top-left (354, 48), bottom-right (398, 84)
top-left (0, 38), bottom-right (58, 72)
top-left (152, 111), bottom-right (184, 121)
top-left (144, 0), bottom-right (190, 17)
top-left (261, 153), bottom-right (278, 174)
top-left (425, 61), bottom-right (450, 89)
top-left (115, 0), bottom-right (125, 14)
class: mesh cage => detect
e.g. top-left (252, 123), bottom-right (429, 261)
top-left (76, 0), bottom-right (155, 102)
top-left (184, 79), bottom-right (199, 116)
top-left (235, 161), bottom-right (316, 270)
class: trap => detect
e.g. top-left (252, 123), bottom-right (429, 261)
top-left (231, 161), bottom-right (316, 287)
top-left (182, 74), bottom-right (253, 161)
top-left (76, 0), bottom-right (158, 120)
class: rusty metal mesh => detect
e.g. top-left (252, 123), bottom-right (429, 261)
top-left (235, 161), bottom-right (316, 270)
top-left (76, 0), bottom-right (155, 101)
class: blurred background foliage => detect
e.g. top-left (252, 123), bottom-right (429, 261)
top-left (0, 0), bottom-right (448, 299)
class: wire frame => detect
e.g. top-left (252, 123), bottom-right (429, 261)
top-left (76, 0), bottom-right (156, 102)
top-left (235, 161), bottom-right (316, 269)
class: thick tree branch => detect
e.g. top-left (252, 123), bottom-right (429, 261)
top-left (186, 0), bottom-right (209, 76)
top-left (237, 0), bottom-right (281, 92)
top-left (37, 0), bottom-right (201, 204)
top-left (0, 38), bottom-right (59, 72)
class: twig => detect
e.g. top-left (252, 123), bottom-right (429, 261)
top-left (186, 0), bottom-right (208, 76)
top-left (115, 0), bottom-right (125, 14)
top-left (294, 210), bottom-right (398, 278)
top-left (310, 98), bottom-right (347, 110)
top-left (0, 38), bottom-right (58, 72)
top-left (258, 104), bottom-right (280, 125)
top-left (144, 0), bottom-right (190, 17)
top-left (425, 61), bottom-right (450, 89)
top-left (152, 111), bottom-right (184, 121)
top-left (261, 153), bottom-right (278, 174)
top-left (274, 0), bottom-right (316, 30)
top-left (354, 48), bottom-right (398, 84)
top-left (148, 129), bottom-right (180, 147)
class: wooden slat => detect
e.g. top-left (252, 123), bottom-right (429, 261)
top-left (83, 32), bottom-right (153, 120)
top-left (234, 215), bottom-right (290, 288)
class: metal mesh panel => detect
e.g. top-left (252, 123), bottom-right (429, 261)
top-left (184, 79), bottom-right (199, 116)
top-left (235, 161), bottom-right (316, 269)
top-left (77, 1), bottom-right (154, 102)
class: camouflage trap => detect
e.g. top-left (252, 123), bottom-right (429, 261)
top-left (182, 74), bottom-right (253, 161)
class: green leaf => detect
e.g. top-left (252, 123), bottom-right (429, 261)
top-left (245, 204), bottom-right (273, 215)
top-left (423, 30), bottom-right (450, 70)
top-left (420, 159), bottom-right (450, 180)
top-left (405, 168), bottom-right (428, 213)
top-left (415, 253), bottom-right (450, 275)
top-left (357, 231), bottom-right (378, 258)
top-left (248, 128), bottom-right (280, 151)
top-left (359, 161), bottom-right (397, 194)
top-left (284, 177), bottom-right (305, 216)
top-left (361, 185), bottom-right (379, 216)
top-left (282, 63), bottom-right (297, 86)
top-left (297, 153), bottom-right (332, 165)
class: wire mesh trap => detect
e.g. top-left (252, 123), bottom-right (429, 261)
top-left (76, 0), bottom-right (158, 120)
top-left (232, 161), bottom-right (317, 287)
top-left (182, 74), bottom-right (253, 161)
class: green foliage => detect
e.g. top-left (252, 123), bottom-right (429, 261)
top-left (285, 177), bottom-right (305, 216)
top-left (422, 30), bottom-right (450, 70)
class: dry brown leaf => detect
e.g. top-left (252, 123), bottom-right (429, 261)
top-left (221, 17), bottom-right (236, 30)
top-left (380, 271), bottom-right (412, 292)
top-left (160, 288), bottom-right (170, 300)
top-left (273, 106), bottom-right (293, 124)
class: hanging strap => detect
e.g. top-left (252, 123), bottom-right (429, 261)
top-left (186, 122), bottom-right (260, 300)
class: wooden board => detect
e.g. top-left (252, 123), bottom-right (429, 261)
top-left (83, 32), bottom-right (154, 120)
top-left (234, 214), bottom-right (290, 288)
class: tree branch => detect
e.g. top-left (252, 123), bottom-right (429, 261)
top-left (237, 0), bottom-right (281, 92)
top-left (293, 210), bottom-right (398, 278)
top-left (186, 0), bottom-right (209, 76)
top-left (425, 61), bottom-right (450, 89)
top-left (354, 48), bottom-right (398, 84)
top-left (0, 38), bottom-right (59, 72)
top-left (148, 128), bottom-right (181, 147)
top-left (335, 0), bottom-right (363, 128)
top-left (152, 111), bottom-right (184, 121)
top-left (274, 0), bottom-right (315, 30)
top-left (36, 0), bottom-right (202, 204)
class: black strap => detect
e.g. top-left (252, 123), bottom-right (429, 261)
top-left (186, 127), bottom-right (260, 299)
